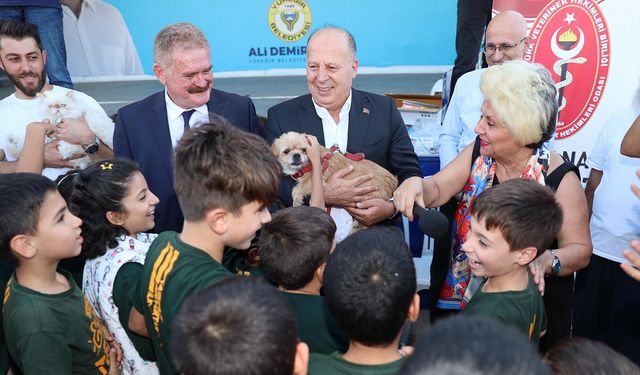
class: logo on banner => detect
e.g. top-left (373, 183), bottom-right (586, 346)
top-left (525, 0), bottom-right (610, 140)
top-left (268, 0), bottom-right (312, 42)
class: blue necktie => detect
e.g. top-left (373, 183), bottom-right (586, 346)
top-left (182, 109), bottom-right (196, 131)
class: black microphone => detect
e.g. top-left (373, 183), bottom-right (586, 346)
top-left (412, 205), bottom-right (449, 238)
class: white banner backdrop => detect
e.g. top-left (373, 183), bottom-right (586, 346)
top-left (496, 0), bottom-right (639, 183)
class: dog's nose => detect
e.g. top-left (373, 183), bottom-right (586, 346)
top-left (292, 153), bottom-right (301, 165)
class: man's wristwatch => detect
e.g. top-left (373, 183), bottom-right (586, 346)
top-left (550, 249), bottom-right (561, 275)
top-left (84, 137), bottom-right (100, 154)
top-left (387, 197), bottom-right (400, 220)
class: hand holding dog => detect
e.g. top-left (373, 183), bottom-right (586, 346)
top-left (324, 165), bottom-right (377, 207)
top-left (346, 198), bottom-right (396, 226)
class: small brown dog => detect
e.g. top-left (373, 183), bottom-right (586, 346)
top-left (271, 131), bottom-right (398, 210)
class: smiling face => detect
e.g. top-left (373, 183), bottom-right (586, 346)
top-left (306, 29), bottom-right (358, 116)
top-left (118, 172), bottom-right (160, 237)
top-left (462, 216), bottom-right (520, 278)
top-left (474, 101), bottom-right (521, 159)
top-left (0, 37), bottom-right (47, 98)
top-left (224, 201), bottom-right (272, 250)
top-left (154, 47), bottom-right (213, 109)
top-left (31, 190), bottom-right (83, 260)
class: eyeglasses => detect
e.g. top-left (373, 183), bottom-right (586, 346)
top-left (482, 37), bottom-right (527, 55)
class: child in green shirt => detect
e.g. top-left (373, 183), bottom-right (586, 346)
top-left (128, 119), bottom-right (281, 374)
top-left (460, 178), bottom-right (564, 343)
top-left (0, 173), bottom-right (120, 374)
top-left (171, 277), bottom-right (309, 375)
top-left (260, 206), bottom-right (348, 354)
top-left (308, 227), bottom-right (420, 375)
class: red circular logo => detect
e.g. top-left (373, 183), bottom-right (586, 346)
top-left (524, 1), bottom-right (610, 139)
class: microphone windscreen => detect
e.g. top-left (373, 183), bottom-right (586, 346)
top-left (413, 205), bottom-right (449, 238)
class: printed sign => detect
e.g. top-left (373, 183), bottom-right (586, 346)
top-left (525, 0), bottom-right (610, 139)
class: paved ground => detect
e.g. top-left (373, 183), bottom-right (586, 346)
top-left (0, 73), bottom-right (442, 117)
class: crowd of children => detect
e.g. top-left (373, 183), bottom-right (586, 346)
top-left (1, 119), bottom-right (639, 375)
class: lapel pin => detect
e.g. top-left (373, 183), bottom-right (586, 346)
top-left (362, 107), bottom-right (370, 115)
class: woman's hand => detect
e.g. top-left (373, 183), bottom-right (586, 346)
top-left (528, 251), bottom-right (551, 295)
top-left (393, 176), bottom-right (425, 221)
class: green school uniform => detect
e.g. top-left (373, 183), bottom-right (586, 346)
top-left (461, 271), bottom-right (547, 343)
top-left (132, 231), bottom-right (232, 375)
top-left (3, 270), bottom-right (111, 374)
top-left (309, 352), bottom-right (406, 375)
top-left (283, 292), bottom-right (349, 354)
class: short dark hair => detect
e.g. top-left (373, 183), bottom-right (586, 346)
top-left (544, 337), bottom-right (640, 375)
top-left (323, 226), bottom-right (416, 346)
top-left (0, 20), bottom-right (43, 51)
top-left (259, 206), bottom-right (336, 290)
top-left (0, 173), bottom-right (56, 262)
top-left (173, 118), bottom-right (281, 220)
top-left (171, 277), bottom-right (298, 375)
top-left (400, 316), bottom-right (550, 375)
top-left (472, 178), bottom-right (563, 257)
top-left (66, 159), bottom-right (142, 259)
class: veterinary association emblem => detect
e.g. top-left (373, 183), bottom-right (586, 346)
top-left (525, 0), bottom-right (610, 140)
top-left (268, 0), bottom-right (312, 42)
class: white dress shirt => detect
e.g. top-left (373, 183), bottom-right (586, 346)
top-left (165, 90), bottom-right (209, 148)
top-left (312, 93), bottom-right (353, 242)
top-left (439, 69), bottom-right (485, 170)
top-left (62, 0), bottom-right (144, 77)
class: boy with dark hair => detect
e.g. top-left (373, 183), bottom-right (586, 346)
top-left (460, 178), bottom-right (563, 343)
top-left (259, 206), bottom-right (348, 354)
top-left (0, 173), bottom-right (118, 374)
top-left (130, 119), bottom-right (281, 374)
top-left (544, 337), bottom-right (640, 375)
top-left (309, 226), bottom-right (420, 374)
top-left (400, 316), bottom-right (550, 375)
top-left (171, 276), bottom-right (309, 375)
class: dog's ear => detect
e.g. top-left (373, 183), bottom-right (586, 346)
top-left (270, 139), bottom-right (280, 156)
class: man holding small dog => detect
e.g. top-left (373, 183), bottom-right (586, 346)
top-left (266, 26), bottom-right (421, 240)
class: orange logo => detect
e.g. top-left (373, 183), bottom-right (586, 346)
top-left (525, 0), bottom-right (610, 139)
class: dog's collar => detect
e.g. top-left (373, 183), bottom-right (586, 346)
top-left (290, 151), bottom-right (333, 181)
top-left (289, 146), bottom-right (366, 181)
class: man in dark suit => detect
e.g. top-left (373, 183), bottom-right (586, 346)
top-left (266, 26), bottom-right (421, 240)
top-left (114, 22), bottom-right (262, 233)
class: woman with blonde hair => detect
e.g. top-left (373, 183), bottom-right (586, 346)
top-left (394, 59), bottom-right (591, 351)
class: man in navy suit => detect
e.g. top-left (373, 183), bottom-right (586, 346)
top-left (266, 26), bottom-right (421, 241)
top-left (114, 22), bottom-right (262, 233)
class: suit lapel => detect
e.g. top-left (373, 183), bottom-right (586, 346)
top-left (207, 89), bottom-right (227, 121)
top-left (149, 93), bottom-right (174, 181)
top-left (297, 95), bottom-right (325, 146)
top-left (347, 89), bottom-right (372, 153)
